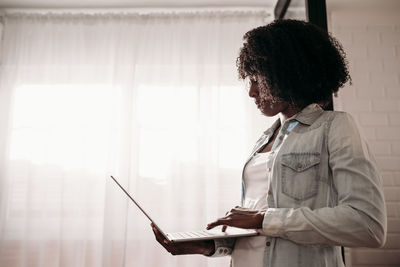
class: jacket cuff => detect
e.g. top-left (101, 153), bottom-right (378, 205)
top-left (206, 239), bottom-right (234, 257)
top-left (262, 208), bottom-right (292, 236)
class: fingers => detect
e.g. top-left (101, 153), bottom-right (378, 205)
top-left (230, 207), bottom-right (258, 215)
top-left (151, 223), bottom-right (177, 254)
top-left (207, 207), bottom-right (245, 230)
top-left (206, 221), bottom-right (219, 230)
top-left (207, 215), bottom-right (231, 230)
top-left (151, 223), bottom-right (170, 247)
top-left (152, 223), bottom-right (199, 256)
top-left (207, 206), bottom-right (260, 230)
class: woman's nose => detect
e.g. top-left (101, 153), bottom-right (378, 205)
top-left (248, 83), bottom-right (259, 98)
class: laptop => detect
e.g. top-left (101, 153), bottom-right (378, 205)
top-left (109, 175), bottom-right (259, 243)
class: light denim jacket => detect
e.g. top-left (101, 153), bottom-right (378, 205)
top-left (211, 104), bottom-right (387, 267)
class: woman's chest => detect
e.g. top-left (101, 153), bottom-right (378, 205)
top-left (267, 124), bottom-right (333, 208)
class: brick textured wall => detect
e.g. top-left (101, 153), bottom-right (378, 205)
top-left (327, 0), bottom-right (400, 266)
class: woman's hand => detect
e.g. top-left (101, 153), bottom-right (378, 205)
top-left (206, 206), bottom-right (266, 231)
top-left (151, 223), bottom-right (215, 256)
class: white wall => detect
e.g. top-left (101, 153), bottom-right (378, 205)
top-left (327, 0), bottom-right (400, 266)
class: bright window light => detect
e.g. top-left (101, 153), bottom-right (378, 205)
top-left (9, 84), bottom-right (115, 173)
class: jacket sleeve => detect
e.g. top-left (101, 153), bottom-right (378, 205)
top-left (261, 112), bottom-right (387, 248)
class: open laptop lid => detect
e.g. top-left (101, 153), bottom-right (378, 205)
top-left (109, 175), bottom-right (168, 238)
top-left (109, 175), bottom-right (259, 243)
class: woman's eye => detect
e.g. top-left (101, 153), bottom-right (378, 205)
top-left (244, 77), bottom-right (258, 90)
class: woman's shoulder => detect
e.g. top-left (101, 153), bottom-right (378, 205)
top-left (318, 109), bottom-right (357, 124)
top-left (319, 110), bottom-right (366, 141)
top-left (307, 110), bottom-right (362, 137)
top-left (325, 110), bottom-right (358, 124)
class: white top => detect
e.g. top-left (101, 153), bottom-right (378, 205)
top-left (231, 149), bottom-right (278, 267)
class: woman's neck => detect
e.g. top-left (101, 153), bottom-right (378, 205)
top-left (279, 105), bottom-right (302, 125)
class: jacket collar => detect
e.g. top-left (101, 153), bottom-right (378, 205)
top-left (263, 118), bottom-right (281, 136)
top-left (289, 103), bottom-right (324, 126)
top-left (263, 103), bottom-right (324, 135)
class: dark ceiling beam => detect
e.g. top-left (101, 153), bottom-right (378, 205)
top-left (305, 0), bottom-right (328, 31)
top-left (274, 0), bottom-right (291, 19)
top-left (273, 0), bottom-right (333, 110)
top-left (305, 0), bottom-right (332, 111)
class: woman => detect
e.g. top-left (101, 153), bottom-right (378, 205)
top-left (151, 19), bottom-right (387, 267)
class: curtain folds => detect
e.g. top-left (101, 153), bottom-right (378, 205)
top-left (0, 10), bottom-right (273, 267)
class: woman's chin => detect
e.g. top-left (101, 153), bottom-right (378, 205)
top-left (260, 108), bottom-right (279, 117)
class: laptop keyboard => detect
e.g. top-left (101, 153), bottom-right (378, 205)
top-left (169, 230), bottom-right (217, 239)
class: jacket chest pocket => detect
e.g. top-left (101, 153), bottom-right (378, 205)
top-left (281, 153), bottom-right (321, 201)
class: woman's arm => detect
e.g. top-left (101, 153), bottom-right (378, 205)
top-left (208, 113), bottom-right (387, 248)
top-left (260, 113), bottom-right (386, 247)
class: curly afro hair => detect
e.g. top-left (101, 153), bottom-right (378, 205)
top-left (237, 19), bottom-right (351, 109)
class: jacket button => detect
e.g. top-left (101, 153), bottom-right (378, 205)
top-left (266, 241), bottom-right (271, 246)
top-left (297, 163), bottom-right (303, 169)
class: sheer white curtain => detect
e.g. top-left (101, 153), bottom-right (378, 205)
top-left (0, 11), bottom-right (274, 267)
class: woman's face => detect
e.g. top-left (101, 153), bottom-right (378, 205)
top-left (248, 77), bottom-right (288, 117)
